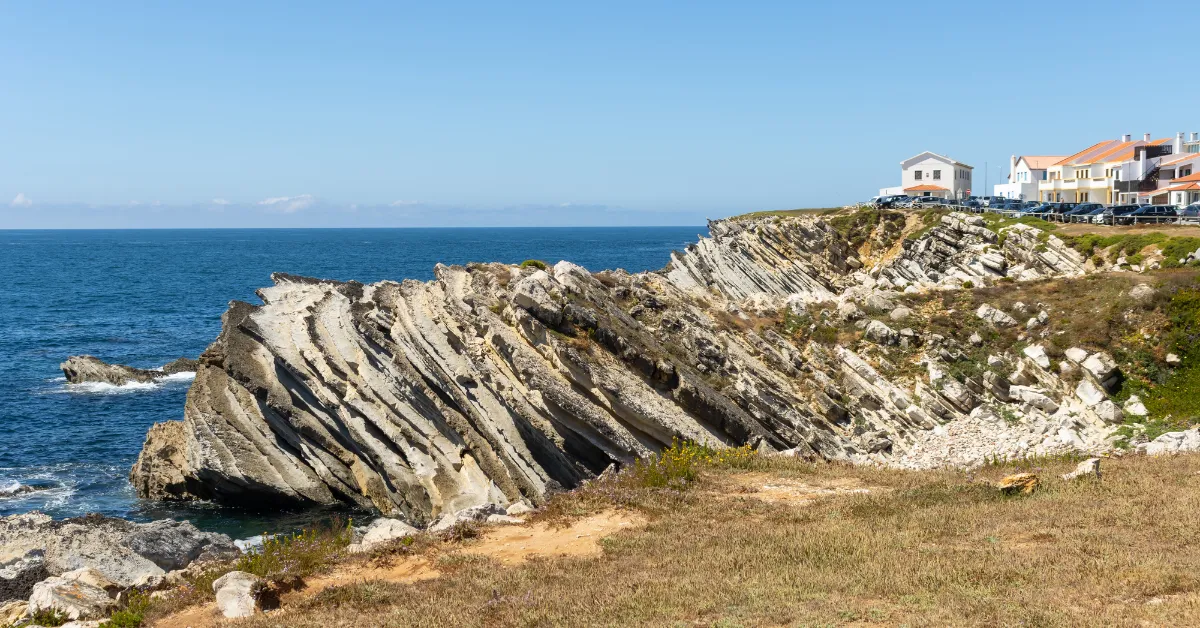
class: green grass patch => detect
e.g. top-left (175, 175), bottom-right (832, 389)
top-left (730, 207), bottom-right (844, 220)
top-left (520, 259), bottom-right (549, 270)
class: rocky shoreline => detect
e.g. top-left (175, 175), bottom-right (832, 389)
top-left (59, 356), bottom-right (198, 387)
top-left (124, 211), bottom-right (1199, 522)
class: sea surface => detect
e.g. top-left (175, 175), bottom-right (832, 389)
top-left (0, 227), bottom-right (706, 536)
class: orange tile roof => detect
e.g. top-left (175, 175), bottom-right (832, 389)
top-left (1085, 138), bottom-right (1172, 164)
top-left (904, 184), bottom-right (949, 191)
top-left (1157, 183), bottom-right (1200, 193)
top-left (1055, 140), bottom-right (1121, 166)
top-left (1176, 172), bottom-right (1200, 183)
top-left (1020, 156), bottom-right (1068, 169)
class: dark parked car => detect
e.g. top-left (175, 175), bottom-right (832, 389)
top-left (1179, 203), bottom-right (1200, 220)
top-left (1098, 204), bottom-right (1141, 224)
top-left (1060, 203), bottom-right (1104, 222)
top-left (876, 195), bottom-right (911, 209)
top-left (1117, 205), bottom-right (1178, 225)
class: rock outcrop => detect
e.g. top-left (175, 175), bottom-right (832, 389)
top-left (60, 355), bottom-right (197, 386)
top-left (128, 212), bottom-right (1131, 522)
top-left (0, 513), bottom-right (238, 602)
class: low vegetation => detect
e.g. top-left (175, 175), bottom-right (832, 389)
top-left (226, 447), bottom-right (1200, 627)
top-left (519, 259), bottom-right (548, 270)
top-left (730, 207), bottom-right (844, 220)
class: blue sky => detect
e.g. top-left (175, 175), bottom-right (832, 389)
top-left (3, 1), bottom-right (1199, 227)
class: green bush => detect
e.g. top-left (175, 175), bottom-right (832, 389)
top-left (520, 259), bottom-right (549, 270)
top-left (100, 590), bottom-right (152, 628)
top-left (235, 521), bottom-right (353, 581)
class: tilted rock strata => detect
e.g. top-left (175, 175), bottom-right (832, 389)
top-left (131, 212), bottom-right (1123, 520)
top-left (60, 355), bottom-right (197, 386)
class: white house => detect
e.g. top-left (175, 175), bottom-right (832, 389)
top-left (993, 155), bottom-right (1066, 200)
top-left (880, 152), bottom-right (974, 199)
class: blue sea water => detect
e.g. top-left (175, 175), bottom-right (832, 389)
top-left (0, 227), bottom-right (705, 536)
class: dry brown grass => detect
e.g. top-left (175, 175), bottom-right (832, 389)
top-left (219, 454), bottom-right (1200, 628)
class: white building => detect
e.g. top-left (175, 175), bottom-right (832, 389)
top-left (993, 155), bottom-right (1065, 200)
top-left (880, 152), bottom-right (973, 199)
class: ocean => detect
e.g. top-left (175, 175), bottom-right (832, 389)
top-left (0, 226), bottom-right (706, 536)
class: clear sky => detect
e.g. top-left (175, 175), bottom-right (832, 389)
top-left (3, 0), bottom-right (1199, 228)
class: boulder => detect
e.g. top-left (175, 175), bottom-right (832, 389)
top-left (212, 571), bottom-right (263, 619)
top-left (359, 518), bottom-right (418, 548)
top-left (160, 357), bottom-right (199, 374)
top-left (1064, 347), bottom-right (1088, 364)
top-left (1022, 345), bottom-right (1051, 369)
top-left (1062, 458), bottom-right (1101, 481)
top-left (1129, 284), bottom-right (1155, 301)
top-left (511, 270), bottom-right (563, 326)
top-left (28, 569), bottom-right (117, 621)
top-left (1074, 379), bottom-right (1105, 407)
top-left (1009, 385), bottom-right (1059, 413)
top-left (997, 473), bottom-right (1040, 495)
top-left (936, 378), bottom-right (979, 414)
top-left (1123, 395), bottom-right (1148, 417)
top-left (0, 513), bottom-right (238, 591)
top-left (58, 356), bottom-right (159, 386)
top-left (1093, 400), bottom-right (1123, 424)
top-left (863, 320), bottom-right (899, 345)
top-left (505, 502), bottom-right (534, 516)
top-left (122, 519), bottom-right (240, 571)
top-left (429, 504), bottom-right (506, 534)
top-left (888, 306), bottom-right (912, 321)
top-left (976, 304), bottom-right (1017, 328)
top-left (485, 514), bottom-right (525, 525)
top-left (1144, 428), bottom-right (1200, 456)
top-left (1081, 352), bottom-right (1121, 391)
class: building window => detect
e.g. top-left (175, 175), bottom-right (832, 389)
top-left (933, 170), bottom-right (941, 180)
top-left (1041, 171), bottom-right (1047, 180)
top-left (1182, 167), bottom-right (1194, 178)
top-left (914, 170), bottom-right (922, 180)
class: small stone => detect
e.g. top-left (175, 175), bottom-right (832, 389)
top-left (969, 332), bottom-right (983, 346)
top-left (505, 501), bottom-right (534, 516)
top-left (864, 320), bottom-right (899, 345)
top-left (1167, 353), bottom-right (1182, 366)
top-left (1094, 400), bottom-right (1123, 424)
top-left (1124, 395), bottom-right (1148, 417)
top-left (359, 518), bottom-right (419, 548)
top-left (1023, 345), bottom-right (1051, 369)
top-left (976, 304), bottom-right (1017, 328)
top-left (1075, 379), bottom-right (1105, 407)
top-left (485, 514), bottom-right (524, 525)
top-left (212, 571), bottom-right (263, 619)
top-left (889, 306), bottom-right (912, 321)
top-left (987, 355), bottom-right (1004, 368)
top-left (997, 473), bottom-right (1039, 495)
top-left (1129, 284), bottom-right (1155, 301)
top-left (1064, 347), bottom-right (1088, 364)
top-left (1062, 458), bottom-right (1101, 481)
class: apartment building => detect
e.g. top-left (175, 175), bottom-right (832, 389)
top-left (1038, 134), bottom-right (1173, 204)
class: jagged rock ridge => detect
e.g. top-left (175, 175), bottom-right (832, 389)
top-left (131, 212), bottom-right (1106, 522)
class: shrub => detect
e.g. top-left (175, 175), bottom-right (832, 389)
top-left (28, 609), bottom-right (70, 627)
top-left (100, 590), bottom-right (152, 628)
top-left (629, 439), bottom-right (758, 489)
top-left (235, 521), bottom-right (354, 582)
top-left (520, 259), bottom-right (548, 270)
top-left (961, 280), bottom-right (975, 289)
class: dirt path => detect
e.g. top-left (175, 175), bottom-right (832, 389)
top-left (150, 510), bottom-right (645, 628)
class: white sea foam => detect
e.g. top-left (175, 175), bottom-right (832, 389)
top-left (0, 480), bottom-right (24, 496)
top-left (61, 380), bottom-right (160, 394)
top-left (159, 371), bottom-right (196, 382)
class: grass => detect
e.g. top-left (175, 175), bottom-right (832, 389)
top-left (228, 452), bottom-right (1200, 627)
top-left (519, 259), bottom-right (548, 270)
top-left (729, 207), bottom-right (845, 220)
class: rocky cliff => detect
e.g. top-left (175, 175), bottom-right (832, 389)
top-left (133, 211), bottom-right (1142, 523)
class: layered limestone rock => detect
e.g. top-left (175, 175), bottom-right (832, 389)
top-left (60, 355), bottom-right (198, 386)
top-left (130, 212), bottom-right (1122, 521)
top-left (0, 513), bottom-right (238, 602)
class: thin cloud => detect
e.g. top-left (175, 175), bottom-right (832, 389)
top-left (10, 193), bottom-right (32, 207)
top-left (390, 200), bottom-right (421, 206)
top-left (211, 198), bottom-right (231, 205)
top-left (258, 194), bottom-right (315, 213)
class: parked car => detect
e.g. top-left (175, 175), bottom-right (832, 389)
top-left (1117, 205), bottom-right (1179, 225)
top-left (1179, 203), bottom-right (1200, 220)
top-left (1098, 204), bottom-right (1141, 224)
top-left (1060, 203), bottom-right (1104, 223)
top-left (913, 196), bottom-right (945, 208)
top-left (876, 195), bottom-right (911, 209)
